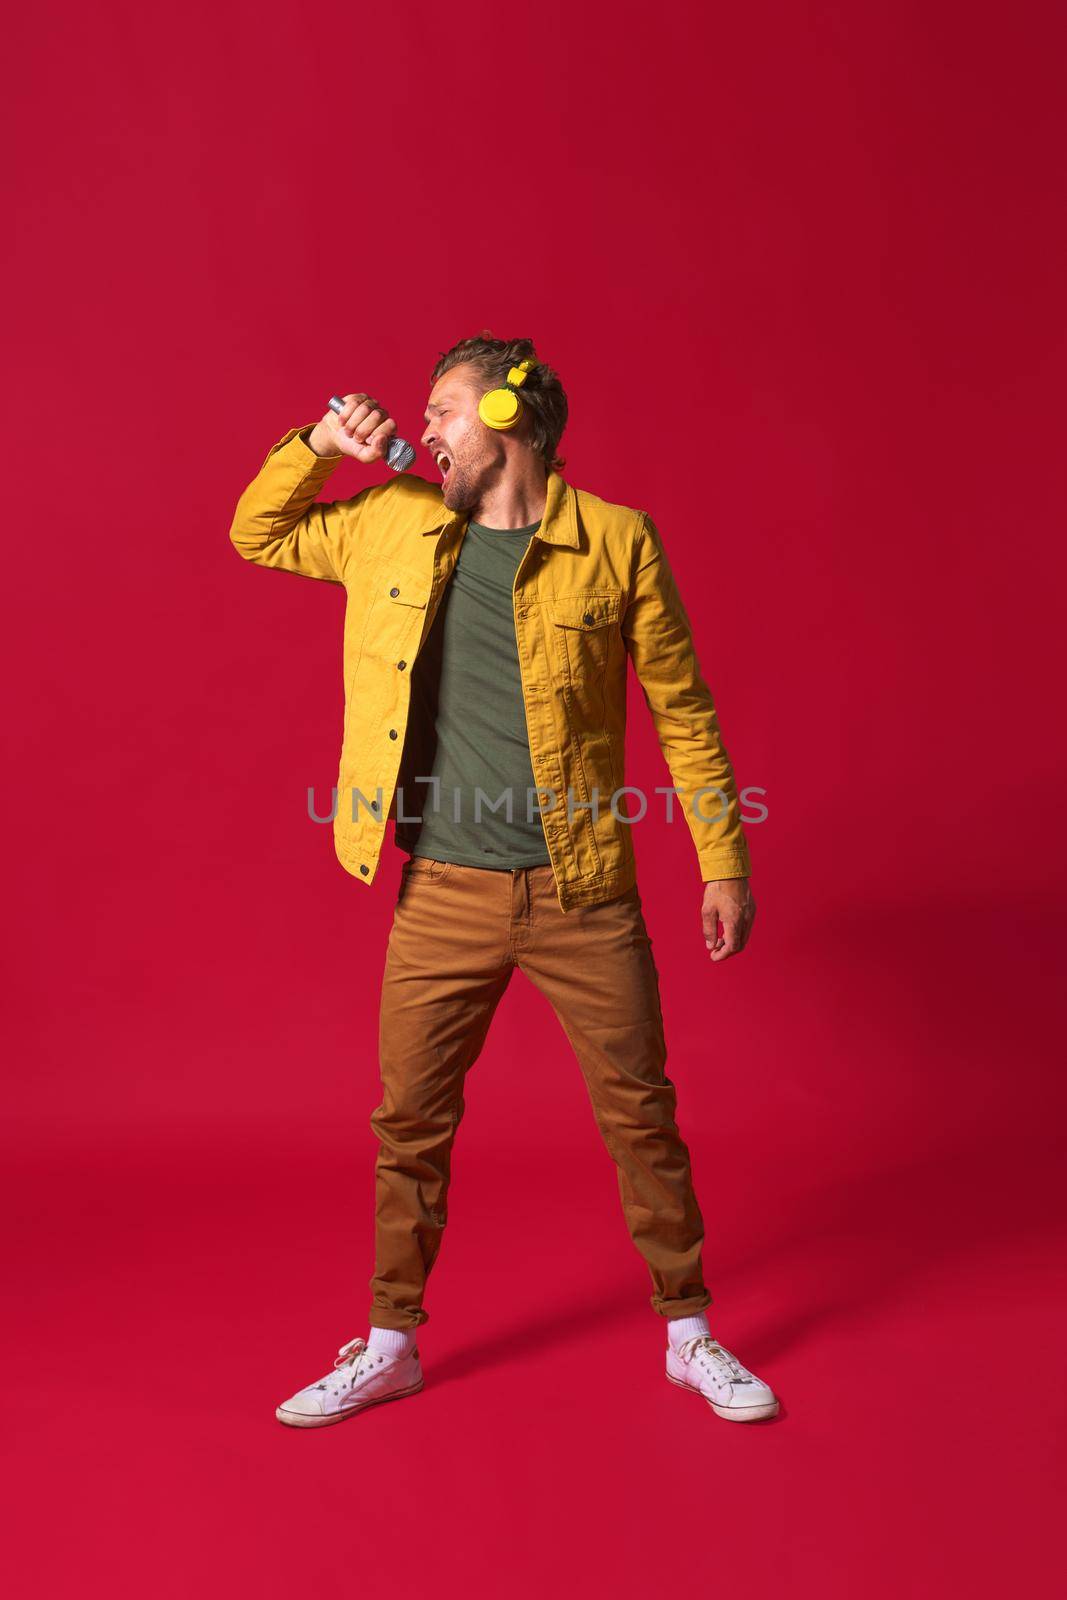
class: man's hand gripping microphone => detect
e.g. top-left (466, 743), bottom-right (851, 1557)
top-left (325, 394), bottom-right (416, 471)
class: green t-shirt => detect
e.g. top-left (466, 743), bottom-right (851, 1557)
top-left (394, 518), bottom-right (552, 868)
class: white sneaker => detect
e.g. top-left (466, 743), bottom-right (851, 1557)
top-left (276, 1336), bottom-right (424, 1429)
top-left (666, 1335), bottom-right (779, 1422)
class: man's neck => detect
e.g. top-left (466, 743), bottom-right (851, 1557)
top-left (469, 463), bottom-right (548, 529)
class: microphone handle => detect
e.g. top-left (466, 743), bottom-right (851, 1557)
top-left (327, 395), bottom-right (415, 473)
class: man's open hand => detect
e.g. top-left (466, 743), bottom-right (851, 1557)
top-left (701, 878), bottom-right (756, 963)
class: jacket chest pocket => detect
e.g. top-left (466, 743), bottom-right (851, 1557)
top-left (549, 590), bottom-right (622, 691)
top-left (363, 562), bottom-right (432, 662)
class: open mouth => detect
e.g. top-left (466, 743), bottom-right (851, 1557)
top-left (434, 451), bottom-right (452, 482)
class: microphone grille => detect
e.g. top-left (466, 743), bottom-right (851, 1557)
top-left (385, 437), bottom-right (416, 473)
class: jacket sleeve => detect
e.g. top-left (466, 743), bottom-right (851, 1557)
top-left (621, 511), bottom-right (752, 881)
top-left (228, 425), bottom-right (385, 585)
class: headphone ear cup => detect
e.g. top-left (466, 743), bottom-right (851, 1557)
top-left (478, 387), bottom-right (522, 430)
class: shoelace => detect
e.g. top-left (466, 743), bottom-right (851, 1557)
top-left (315, 1337), bottom-right (382, 1393)
top-left (676, 1335), bottom-right (754, 1385)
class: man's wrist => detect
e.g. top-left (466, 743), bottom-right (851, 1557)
top-left (304, 422), bottom-right (342, 459)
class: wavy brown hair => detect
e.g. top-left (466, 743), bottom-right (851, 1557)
top-left (430, 331), bottom-right (568, 473)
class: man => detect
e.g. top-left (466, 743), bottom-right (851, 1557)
top-left (229, 334), bottom-right (779, 1426)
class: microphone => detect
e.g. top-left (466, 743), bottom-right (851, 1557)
top-left (328, 396), bottom-right (416, 473)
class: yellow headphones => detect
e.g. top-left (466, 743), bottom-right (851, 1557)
top-left (478, 356), bottom-right (540, 431)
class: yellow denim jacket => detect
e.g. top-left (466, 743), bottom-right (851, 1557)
top-left (229, 426), bottom-right (751, 910)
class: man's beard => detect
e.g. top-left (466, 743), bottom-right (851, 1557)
top-left (442, 460), bottom-right (478, 512)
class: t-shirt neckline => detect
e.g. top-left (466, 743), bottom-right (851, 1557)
top-left (467, 519), bottom-right (542, 535)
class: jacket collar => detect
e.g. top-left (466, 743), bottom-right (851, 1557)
top-left (420, 469), bottom-right (579, 548)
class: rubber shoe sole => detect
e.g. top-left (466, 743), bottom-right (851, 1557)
top-left (666, 1369), bottom-right (779, 1422)
top-left (276, 1376), bottom-right (424, 1429)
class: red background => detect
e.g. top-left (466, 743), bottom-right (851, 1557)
top-left (5, 1), bottom-right (1064, 1593)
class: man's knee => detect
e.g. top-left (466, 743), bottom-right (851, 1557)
top-left (370, 1084), bottom-right (457, 1145)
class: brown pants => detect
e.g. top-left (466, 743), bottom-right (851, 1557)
top-left (368, 858), bottom-right (713, 1330)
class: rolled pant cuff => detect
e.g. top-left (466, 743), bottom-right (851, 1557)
top-left (654, 1294), bottom-right (713, 1320)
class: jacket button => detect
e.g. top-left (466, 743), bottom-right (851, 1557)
top-left (389, 728), bottom-right (398, 739)
top-left (397, 660), bottom-right (407, 671)
top-left (583, 611), bottom-right (594, 625)
top-left (359, 864), bottom-right (369, 875)
top-left (389, 585), bottom-right (400, 597)
top-left (370, 799), bottom-right (380, 812)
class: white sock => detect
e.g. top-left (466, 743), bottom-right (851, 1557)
top-left (666, 1313), bottom-right (711, 1350)
top-left (367, 1325), bottom-right (417, 1359)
